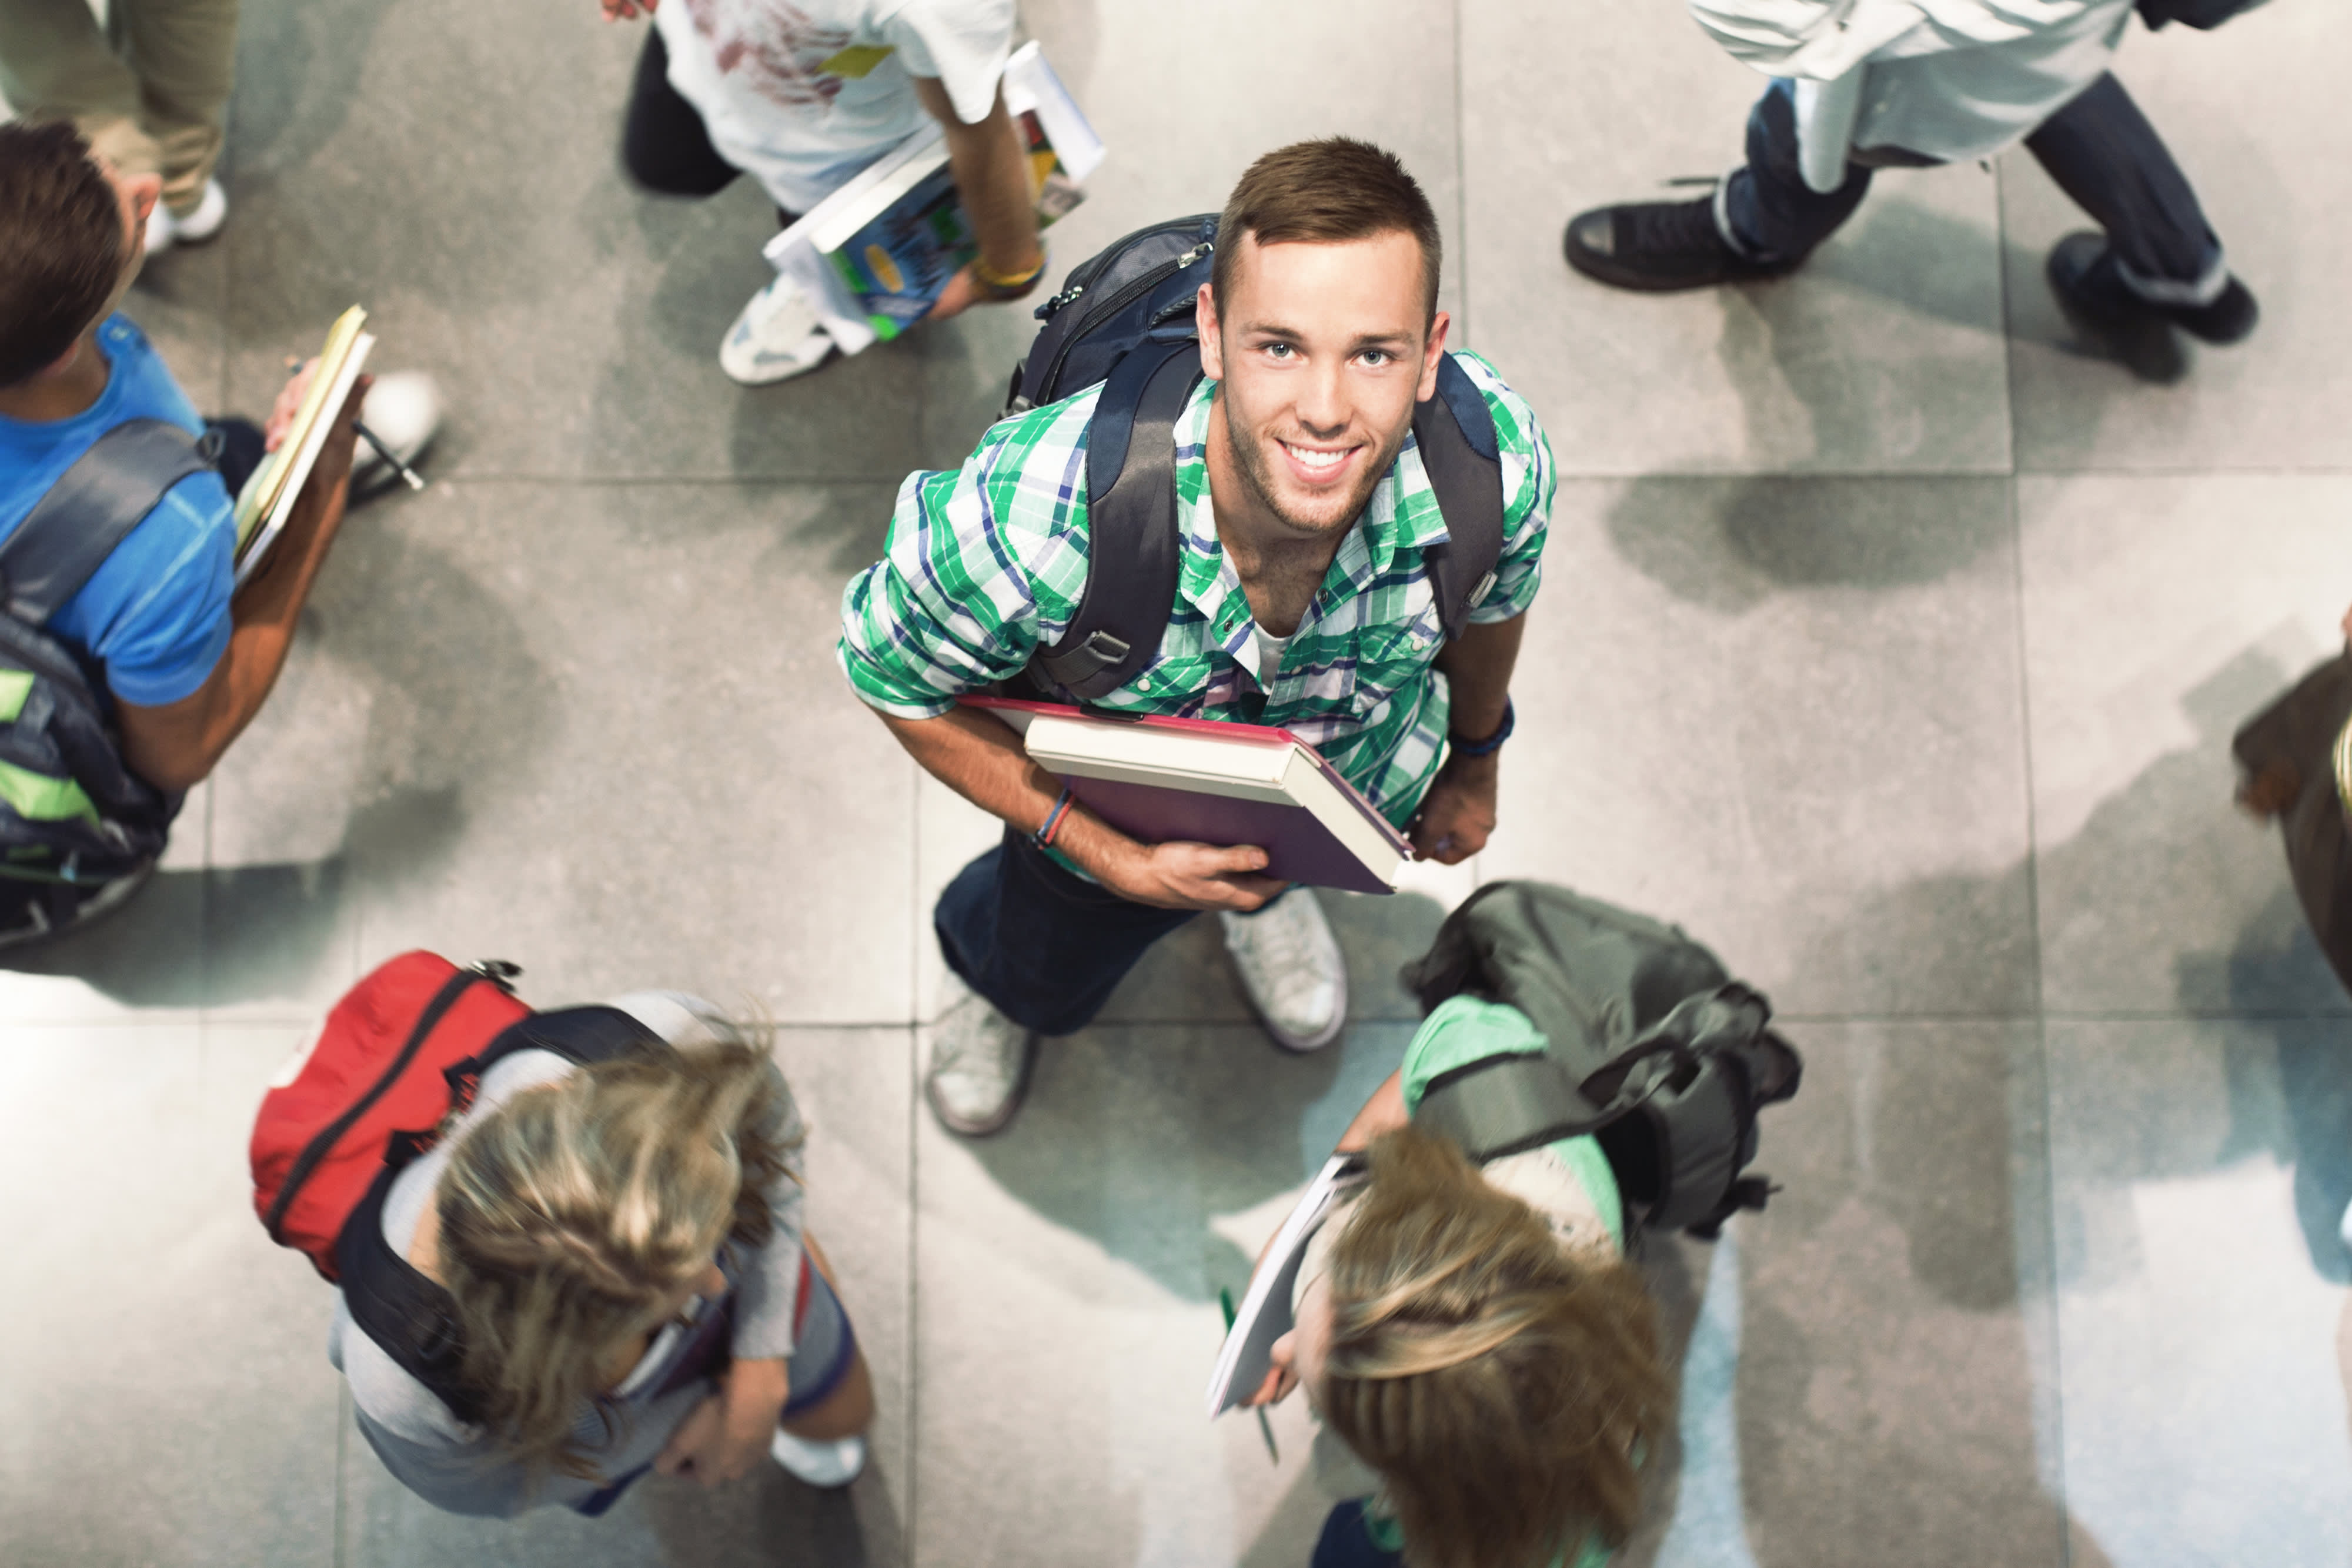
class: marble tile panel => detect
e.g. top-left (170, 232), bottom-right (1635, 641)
top-left (0, 1023), bottom-right (341, 1568)
top-left (1461, 0), bottom-right (2011, 477)
top-left (2044, 1017), bottom-right (2352, 1568)
top-left (201, 479), bottom-right (914, 1024)
top-left (1641, 1019), bottom-right (2067, 1568)
top-left (2017, 475), bottom-right (2352, 1015)
top-left (2002, 5), bottom-right (2352, 472)
top-left (1481, 476), bottom-right (2036, 1018)
top-left (910, 1020), bottom-right (1412, 1568)
top-left (223, 0), bottom-right (924, 482)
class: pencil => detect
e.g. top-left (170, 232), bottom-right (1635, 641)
top-left (1219, 1286), bottom-right (1280, 1465)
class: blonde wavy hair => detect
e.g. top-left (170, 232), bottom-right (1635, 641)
top-left (435, 1035), bottom-right (799, 1477)
top-left (1321, 1127), bottom-right (1671, 1568)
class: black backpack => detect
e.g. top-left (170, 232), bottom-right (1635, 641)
top-left (2136, 0), bottom-right (2270, 27)
top-left (1001, 214), bottom-right (1508, 701)
top-left (0, 419), bottom-right (214, 912)
top-left (1401, 881), bottom-right (1803, 1239)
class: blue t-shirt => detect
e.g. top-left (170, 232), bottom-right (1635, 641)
top-left (0, 313), bottom-right (234, 708)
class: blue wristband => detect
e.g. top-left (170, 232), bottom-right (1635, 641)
top-left (1448, 696), bottom-right (1514, 759)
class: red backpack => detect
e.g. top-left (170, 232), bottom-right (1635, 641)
top-left (249, 952), bottom-right (530, 1281)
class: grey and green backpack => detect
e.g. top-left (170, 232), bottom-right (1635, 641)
top-left (1402, 881), bottom-right (1804, 1239)
top-left (0, 420), bottom-right (211, 922)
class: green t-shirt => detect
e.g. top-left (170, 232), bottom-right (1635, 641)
top-left (1354, 995), bottom-right (1623, 1568)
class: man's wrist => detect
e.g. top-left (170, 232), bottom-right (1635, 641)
top-left (1446, 694), bottom-right (1514, 759)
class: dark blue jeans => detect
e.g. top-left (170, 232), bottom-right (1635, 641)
top-left (935, 828), bottom-right (1200, 1035)
top-left (1312, 1499), bottom-right (1403, 1568)
top-left (1723, 73), bottom-right (2222, 290)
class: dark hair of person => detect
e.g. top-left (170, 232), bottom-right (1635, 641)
top-left (1319, 1126), bottom-right (1672, 1568)
top-left (1211, 136), bottom-right (1442, 325)
top-left (0, 121), bottom-right (123, 387)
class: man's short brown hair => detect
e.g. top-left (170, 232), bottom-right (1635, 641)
top-left (1211, 137), bottom-right (1442, 325)
top-left (0, 121), bottom-right (125, 387)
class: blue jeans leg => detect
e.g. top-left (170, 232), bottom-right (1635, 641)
top-left (934, 828), bottom-right (1198, 1036)
top-left (1311, 1499), bottom-right (1404, 1568)
top-left (2023, 71), bottom-right (2223, 297)
top-left (1719, 79), bottom-right (1874, 265)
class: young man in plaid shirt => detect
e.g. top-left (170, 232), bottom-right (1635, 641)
top-left (838, 139), bottom-right (1556, 1136)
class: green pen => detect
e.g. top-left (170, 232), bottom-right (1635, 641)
top-left (1220, 1286), bottom-right (1280, 1465)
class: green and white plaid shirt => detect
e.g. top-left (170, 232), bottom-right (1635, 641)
top-left (837, 350), bottom-right (1555, 828)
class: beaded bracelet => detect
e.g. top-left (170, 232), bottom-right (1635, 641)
top-left (1031, 784), bottom-right (1077, 850)
top-left (1448, 696), bottom-right (1515, 760)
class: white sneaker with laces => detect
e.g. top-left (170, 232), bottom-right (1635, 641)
top-left (719, 274), bottom-right (837, 386)
top-left (1220, 891), bottom-right (1347, 1052)
top-left (144, 178), bottom-right (227, 256)
top-left (351, 370), bottom-right (443, 487)
top-left (770, 1428), bottom-right (867, 1489)
top-left (923, 983), bottom-right (1037, 1137)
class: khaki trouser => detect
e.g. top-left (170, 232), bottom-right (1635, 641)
top-left (0, 0), bottom-right (238, 215)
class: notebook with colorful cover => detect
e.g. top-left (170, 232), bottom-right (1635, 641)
top-left (961, 696), bottom-right (1412, 895)
top-left (763, 41), bottom-right (1104, 353)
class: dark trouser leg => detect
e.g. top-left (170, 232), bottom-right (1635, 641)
top-left (1311, 1500), bottom-right (1404, 1568)
top-left (935, 828), bottom-right (1197, 1037)
top-left (1719, 79), bottom-right (1875, 265)
top-left (2023, 72), bottom-right (2224, 302)
top-left (620, 28), bottom-right (740, 197)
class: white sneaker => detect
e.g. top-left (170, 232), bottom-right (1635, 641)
top-left (719, 275), bottom-right (836, 386)
top-left (923, 987), bottom-right (1037, 1137)
top-left (770, 1428), bottom-right (867, 1489)
top-left (2340, 1196), bottom-right (2352, 1256)
top-left (1220, 892), bottom-right (1347, 1053)
top-left (144, 178), bottom-right (227, 257)
top-left (352, 370), bottom-right (443, 487)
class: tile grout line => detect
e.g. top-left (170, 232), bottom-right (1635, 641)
top-left (1994, 149), bottom-right (2073, 1568)
top-left (904, 751), bottom-right (922, 1568)
top-left (1452, 0), bottom-right (1470, 352)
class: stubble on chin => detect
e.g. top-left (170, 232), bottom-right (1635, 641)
top-left (1224, 399), bottom-right (1396, 539)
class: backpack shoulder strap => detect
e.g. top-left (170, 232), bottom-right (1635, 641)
top-left (1410, 355), bottom-right (1505, 643)
top-left (1030, 340), bottom-right (1202, 700)
top-left (0, 419), bottom-right (212, 627)
top-left (1414, 1051), bottom-right (1609, 1164)
top-left (334, 1004), bottom-right (673, 1424)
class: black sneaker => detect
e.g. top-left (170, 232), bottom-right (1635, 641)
top-left (1563, 196), bottom-right (1795, 292)
top-left (2046, 232), bottom-right (2259, 345)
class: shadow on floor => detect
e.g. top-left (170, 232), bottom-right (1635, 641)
top-left (636, 1459), bottom-right (907, 1568)
top-left (1602, 470), bottom-right (2013, 614)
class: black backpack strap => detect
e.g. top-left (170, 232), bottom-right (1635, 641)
top-left (1031, 340), bottom-right (1202, 699)
top-left (0, 420), bottom-right (213, 627)
top-left (1410, 355), bottom-right (1505, 643)
top-left (457, 1004), bottom-right (671, 1084)
top-left (1414, 1052), bottom-right (1609, 1162)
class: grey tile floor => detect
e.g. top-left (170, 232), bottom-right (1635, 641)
top-left (4, 1), bottom-right (2351, 1564)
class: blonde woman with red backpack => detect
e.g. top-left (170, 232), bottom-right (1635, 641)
top-left (255, 966), bottom-right (873, 1516)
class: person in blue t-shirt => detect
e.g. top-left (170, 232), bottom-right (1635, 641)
top-left (0, 120), bottom-right (403, 941)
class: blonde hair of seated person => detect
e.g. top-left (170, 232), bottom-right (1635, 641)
top-left (435, 1038), bottom-right (799, 1478)
top-left (1320, 1128), bottom-right (1671, 1568)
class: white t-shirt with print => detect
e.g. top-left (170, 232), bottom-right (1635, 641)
top-left (651, 0), bottom-right (1015, 214)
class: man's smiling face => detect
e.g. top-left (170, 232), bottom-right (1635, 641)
top-left (1199, 229), bottom-right (1447, 540)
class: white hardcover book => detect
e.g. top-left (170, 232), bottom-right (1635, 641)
top-left (1205, 1152), bottom-right (1369, 1417)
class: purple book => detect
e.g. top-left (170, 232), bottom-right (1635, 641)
top-left (962, 697), bottom-right (1410, 895)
